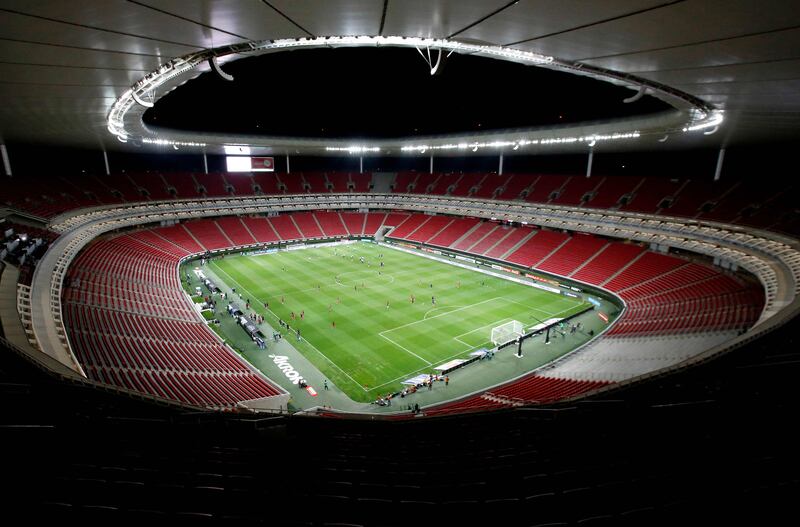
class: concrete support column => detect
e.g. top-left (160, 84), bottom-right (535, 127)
top-left (1, 144), bottom-right (12, 176)
top-left (714, 147), bottom-right (725, 181)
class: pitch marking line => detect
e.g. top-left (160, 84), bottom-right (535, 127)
top-left (453, 318), bottom-right (514, 347)
top-left (383, 297), bottom-right (505, 335)
top-left (367, 343), bottom-right (480, 391)
top-left (334, 270), bottom-right (395, 287)
top-left (423, 305), bottom-right (464, 320)
top-left (379, 297), bottom-right (506, 368)
top-left (378, 333), bottom-right (432, 366)
top-left (210, 264), bottom-right (369, 392)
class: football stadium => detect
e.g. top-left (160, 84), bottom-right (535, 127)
top-left (1, 2), bottom-right (799, 524)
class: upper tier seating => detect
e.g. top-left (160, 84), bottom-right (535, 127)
top-left (587, 176), bottom-right (643, 209)
top-left (326, 172), bottom-right (349, 192)
top-left (449, 173), bottom-right (486, 197)
top-left (350, 172), bottom-right (372, 192)
top-left (194, 173), bottom-right (229, 197)
top-left (303, 172), bottom-right (328, 193)
top-left (225, 173), bottom-right (256, 195)
top-left (524, 175), bottom-right (568, 202)
top-left (473, 174), bottom-right (512, 199)
top-left (162, 172), bottom-right (200, 198)
top-left (128, 172), bottom-right (172, 200)
top-left (497, 173), bottom-right (534, 199)
top-left (393, 171), bottom-right (418, 193)
top-left (251, 173), bottom-right (282, 194)
top-left (278, 173), bottom-right (305, 194)
top-left (620, 177), bottom-right (684, 214)
top-left (551, 176), bottom-right (599, 206)
top-left (2, 171), bottom-right (794, 235)
top-left (413, 173), bottom-right (439, 194)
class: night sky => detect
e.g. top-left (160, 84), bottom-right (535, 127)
top-left (144, 47), bottom-right (670, 139)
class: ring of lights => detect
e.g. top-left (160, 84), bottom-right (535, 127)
top-left (107, 36), bottom-right (724, 153)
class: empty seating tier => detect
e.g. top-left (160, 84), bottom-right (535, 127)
top-left (55, 209), bottom-right (767, 413)
top-left (0, 172), bottom-right (794, 235)
top-left (315, 211), bottom-right (348, 237)
top-left (506, 230), bottom-right (570, 268)
top-left (291, 212), bottom-right (324, 238)
top-left (537, 234), bottom-right (608, 277)
top-left (63, 232), bottom-right (282, 409)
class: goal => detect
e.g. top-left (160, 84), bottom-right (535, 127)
top-left (491, 320), bottom-right (524, 346)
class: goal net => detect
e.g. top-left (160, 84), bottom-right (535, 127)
top-left (491, 320), bottom-right (524, 346)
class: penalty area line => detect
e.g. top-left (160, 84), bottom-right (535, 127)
top-left (378, 332), bottom-right (433, 366)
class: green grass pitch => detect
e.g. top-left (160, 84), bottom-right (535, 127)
top-left (208, 242), bottom-right (588, 402)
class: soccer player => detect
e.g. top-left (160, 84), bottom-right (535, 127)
top-left (431, 296), bottom-right (436, 305)
top-left (332, 320), bottom-right (336, 329)
top-left (386, 301), bottom-right (390, 310)
top-left (300, 310), bottom-right (304, 320)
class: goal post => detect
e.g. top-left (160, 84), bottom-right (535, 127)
top-left (491, 320), bottom-right (524, 346)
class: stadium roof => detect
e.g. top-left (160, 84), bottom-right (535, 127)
top-left (0, 0), bottom-right (798, 154)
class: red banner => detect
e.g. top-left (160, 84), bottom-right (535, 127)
top-left (598, 312), bottom-right (609, 323)
top-left (526, 273), bottom-right (560, 286)
top-left (250, 156), bottom-right (274, 171)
